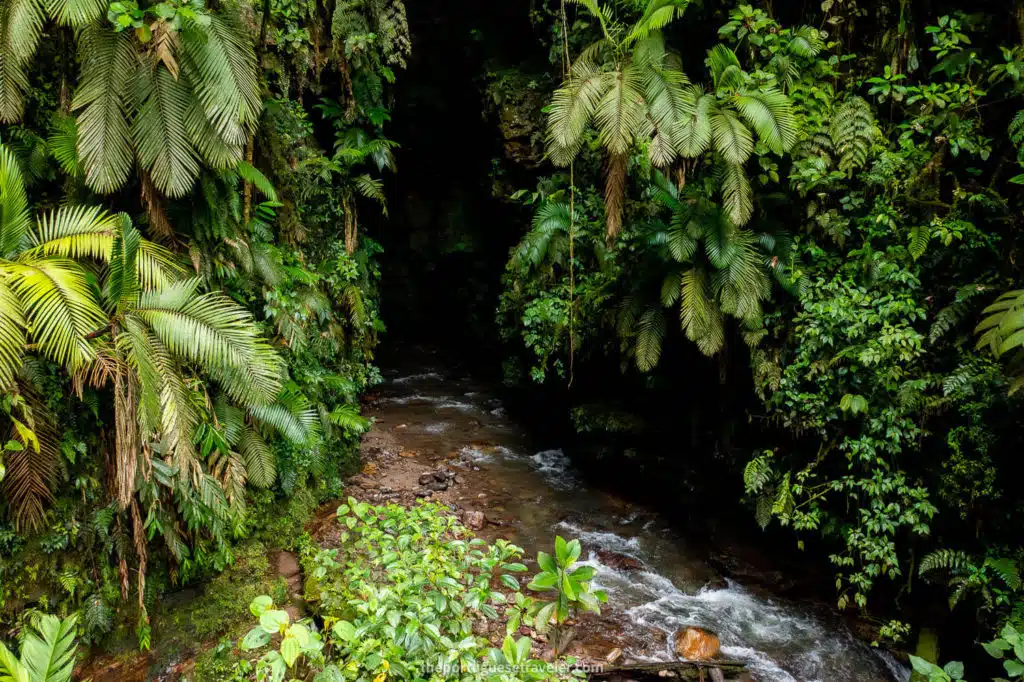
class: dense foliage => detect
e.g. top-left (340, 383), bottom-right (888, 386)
top-left (228, 501), bottom-right (598, 681)
top-left (492, 0), bottom-right (1024, 673)
top-left (1, 0), bottom-right (402, 655)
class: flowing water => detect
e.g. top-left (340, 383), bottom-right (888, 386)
top-left (369, 365), bottom-right (910, 682)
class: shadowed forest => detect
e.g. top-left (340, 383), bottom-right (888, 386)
top-left (2, 0), bottom-right (1024, 680)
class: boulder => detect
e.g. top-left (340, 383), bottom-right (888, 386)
top-left (596, 549), bottom-right (644, 571)
top-left (464, 510), bottom-right (486, 530)
top-left (673, 627), bottom-right (720, 661)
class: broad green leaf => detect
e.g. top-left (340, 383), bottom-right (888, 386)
top-left (259, 609), bottom-right (289, 634)
top-left (240, 626), bottom-right (270, 651)
top-left (249, 595), bottom-right (272, 617)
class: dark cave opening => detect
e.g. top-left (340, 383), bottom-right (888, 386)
top-left (373, 0), bottom-right (544, 368)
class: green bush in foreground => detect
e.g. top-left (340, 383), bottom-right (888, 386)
top-left (233, 499), bottom-right (600, 681)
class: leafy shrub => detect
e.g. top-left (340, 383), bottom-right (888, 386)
top-left (233, 499), bottom-right (590, 681)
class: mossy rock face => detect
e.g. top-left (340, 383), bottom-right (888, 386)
top-left (303, 574), bottom-right (323, 609)
top-left (485, 68), bottom-right (550, 167)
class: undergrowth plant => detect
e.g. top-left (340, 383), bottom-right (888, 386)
top-left (232, 499), bottom-right (588, 681)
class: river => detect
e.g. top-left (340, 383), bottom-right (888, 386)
top-left (366, 363), bottom-right (911, 682)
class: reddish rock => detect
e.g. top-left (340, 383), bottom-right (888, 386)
top-left (674, 626), bottom-right (720, 661)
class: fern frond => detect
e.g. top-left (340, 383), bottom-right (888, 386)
top-left (830, 97), bottom-right (877, 174)
top-left (919, 549), bottom-right (973, 578)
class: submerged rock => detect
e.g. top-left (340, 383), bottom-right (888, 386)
top-left (674, 626), bottom-right (720, 661)
top-left (464, 510), bottom-right (486, 530)
top-left (595, 549), bottom-right (644, 572)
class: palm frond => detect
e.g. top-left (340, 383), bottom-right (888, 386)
top-left (634, 305), bottom-right (666, 372)
top-left (680, 266), bottom-right (724, 355)
top-left (237, 426), bottom-right (275, 488)
top-left (47, 115), bottom-right (83, 179)
top-left (513, 202), bottom-right (571, 270)
top-left (720, 161), bottom-right (753, 226)
top-left (5, 258), bottom-right (104, 371)
top-left (710, 107), bottom-right (753, 166)
top-left (0, 142), bottom-right (31, 257)
top-left (0, 277), bottom-right (27, 388)
top-left (546, 55), bottom-right (609, 166)
top-left (26, 207), bottom-right (183, 289)
top-left (248, 385), bottom-right (317, 444)
top-left (48, 0), bottom-right (106, 26)
top-left (72, 26), bottom-right (137, 194)
top-left (733, 88), bottom-right (797, 154)
top-left (595, 63), bottom-right (651, 156)
top-left (133, 65), bottom-right (201, 198)
top-left (675, 86), bottom-right (713, 157)
top-left (132, 279), bottom-right (284, 406)
top-left (0, 0), bottom-right (46, 123)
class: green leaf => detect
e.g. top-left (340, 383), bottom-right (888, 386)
top-left (983, 638), bottom-right (1011, 659)
top-left (554, 536), bottom-right (570, 565)
top-left (332, 620), bottom-right (356, 643)
top-left (1005, 659), bottom-right (1024, 677)
top-left (240, 626), bottom-right (270, 651)
top-left (515, 635), bottom-right (532, 663)
top-left (259, 609), bottom-right (289, 634)
top-left (527, 572), bottom-right (558, 590)
top-left (537, 551), bottom-right (557, 573)
top-left (280, 635), bottom-right (301, 667)
top-left (249, 595), bottom-right (272, 617)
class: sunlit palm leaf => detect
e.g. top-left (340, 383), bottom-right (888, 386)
top-left (26, 207), bottom-right (183, 289)
top-left (22, 613), bottom-right (78, 682)
top-left (0, 144), bottom-right (31, 257)
top-left (5, 258), bottom-right (104, 371)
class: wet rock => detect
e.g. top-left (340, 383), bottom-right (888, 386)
top-left (674, 626), bottom-right (720, 661)
top-left (464, 510), bottom-right (486, 530)
top-left (595, 549), bottom-right (644, 572)
top-left (424, 480), bottom-right (449, 492)
top-left (361, 462), bottom-right (378, 476)
top-left (418, 472), bottom-right (435, 486)
top-left (434, 469), bottom-right (451, 482)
